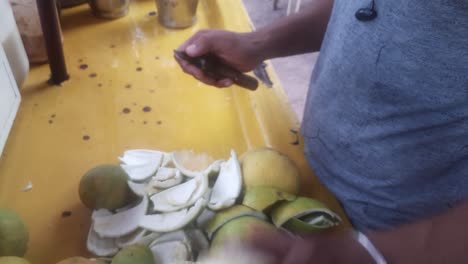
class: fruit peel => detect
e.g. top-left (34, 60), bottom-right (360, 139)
top-left (120, 150), bottom-right (164, 182)
top-left (269, 197), bottom-right (341, 232)
top-left (56, 257), bottom-right (106, 264)
top-left (205, 205), bottom-right (267, 239)
top-left (150, 240), bottom-right (191, 263)
top-left (150, 173), bottom-right (208, 212)
top-left (139, 198), bottom-right (207, 233)
top-left (208, 150), bottom-right (242, 211)
top-left (242, 186), bottom-right (296, 212)
top-left (94, 196), bottom-right (149, 238)
top-left (87, 224), bottom-right (119, 257)
top-left (172, 150), bottom-right (221, 178)
top-left (115, 228), bottom-right (148, 249)
top-left (210, 216), bottom-right (277, 250)
top-left (148, 170), bottom-right (183, 189)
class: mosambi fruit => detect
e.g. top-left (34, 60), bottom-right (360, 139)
top-left (79, 165), bottom-right (132, 210)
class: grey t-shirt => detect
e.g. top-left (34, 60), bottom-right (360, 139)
top-left (302, 0), bottom-right (468, 230)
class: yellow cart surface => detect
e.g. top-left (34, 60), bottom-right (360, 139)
top-left (0, 0), bottom-right (350, 262)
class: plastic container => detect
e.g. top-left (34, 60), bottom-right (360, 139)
top-left (0, 0), bottom-right (29, 87)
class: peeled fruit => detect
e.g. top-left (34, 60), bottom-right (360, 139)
top-left (56, 257), bottom-right (106, 264)
top-left (210, 216), bottom-right (277, 249)
top-left (0, 209), bottom-right (29, 257)
top-left (79, 165), bottom-right (132, 210)
top-left (242, 186), bottom-right (296, 212)
top-left (111, 245), bottom-right (153, 264)
top-left (0, 256), bottom-right (31, 264)
top-left (241, 148), bottom-right (300, 194)
top-left (269, 197), bottom-right (341, 234)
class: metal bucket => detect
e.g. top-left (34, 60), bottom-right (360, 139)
top-left (89, 0), bottom-right (130, 19)
top-left (155, 0), bottom-right (199, 29)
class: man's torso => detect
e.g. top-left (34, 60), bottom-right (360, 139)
top-left (302, 0), bottom-right (468, 230)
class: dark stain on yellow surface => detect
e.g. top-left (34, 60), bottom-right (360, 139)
top-left (125, 84), bottom-right (132, 89)
top-left (142, 106), bottom-right (152, 112)
top-left (148, 11), bottom-right (156, 16)
top-left (157, 120), bottom-right (162, 125)
top-left (89, 73), bottom-right (97, 78)
top-left (79, 64), bottom-right (88, 70)
top-left (82, 135), bottom-right (90, 141)
top-left (136, 67), bottom-right (143, 72)
top-left (122, 108), bottom-right (131, 114)
top-left (61, 211), bottom-right (72, 218)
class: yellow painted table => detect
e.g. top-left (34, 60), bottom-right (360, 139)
top-left (0, 0), bottom-right (350, 262)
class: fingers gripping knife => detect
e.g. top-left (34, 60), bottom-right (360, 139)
top-left (174, 50), bottom-right (259, 91)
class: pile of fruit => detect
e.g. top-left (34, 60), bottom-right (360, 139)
top-left (75, 147), bottom-right (341, 263)
top-left (0, 148), bottom-right (341, 264)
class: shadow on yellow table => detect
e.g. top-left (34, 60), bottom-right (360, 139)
top-left (0, 0), bottom-right (350, 262)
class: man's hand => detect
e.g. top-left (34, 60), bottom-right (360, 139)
top-left (247, 229), bottom-right (373, 264)
top-left (175, 30), bottom-right (265, 88)
top-left (175, 1), bottom-right (334, 88)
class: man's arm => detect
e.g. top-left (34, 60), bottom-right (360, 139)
top-left (175, 0), bottom-right (334, 87)
top-left (248, 200), bottom-right (468, 263)
top-left (368, 201), bottom-right (468, 263)
top-left (255, 0), bottom-right (334, 59)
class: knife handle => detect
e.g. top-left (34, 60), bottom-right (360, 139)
top-left (216, 67), bottom-right (259, 91)
top-left (233, 73), bottom-right (259, 91)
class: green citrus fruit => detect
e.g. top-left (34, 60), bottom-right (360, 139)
top-left (111, 245), bottom-right (153, 264)
top-left (0, 256), bottom-right (31, 264)
top-left (241, 148), bottom-right (300, 194)
top-left (0, 209), bottom-right (29, 257)
top-left (79, 165), bottom-right (132, 210)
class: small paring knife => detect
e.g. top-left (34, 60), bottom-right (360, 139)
top-left (174, 50), bottom-right (259, 91)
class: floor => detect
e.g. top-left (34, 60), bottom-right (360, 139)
top-left (242, 0), bottom-right (319, 122)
